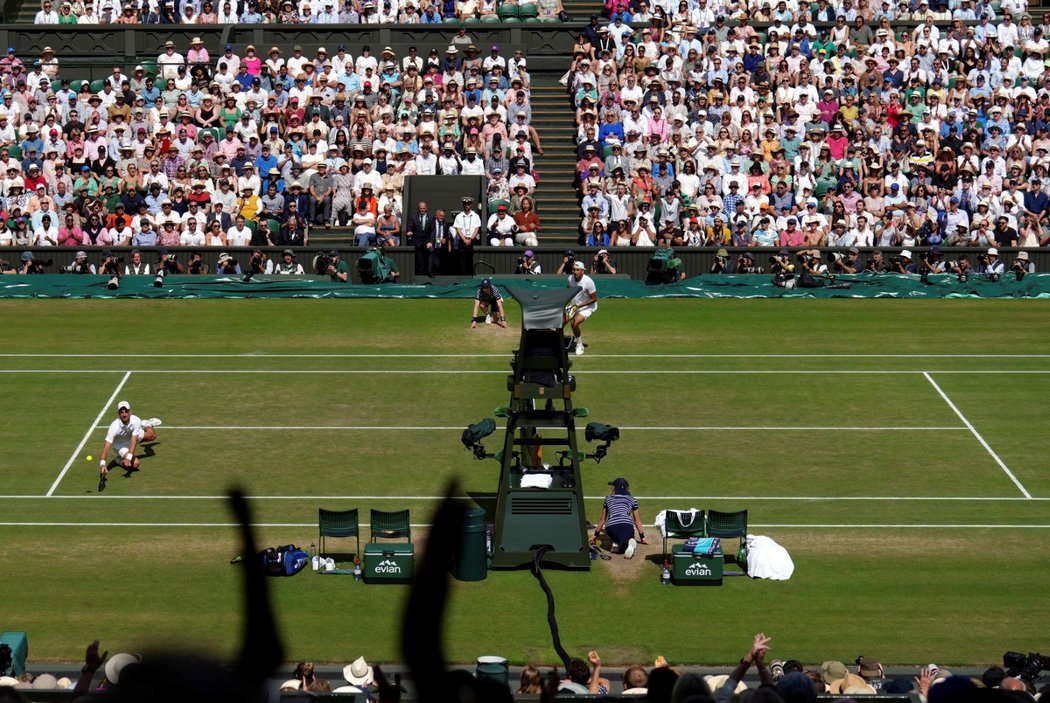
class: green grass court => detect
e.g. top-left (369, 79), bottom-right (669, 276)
top-left (2, 299), bottom-right (1049, 667)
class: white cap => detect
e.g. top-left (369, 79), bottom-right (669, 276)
top-left (987, 247), bottom-right (998, 256)
top-left (117, 401), bottom-right (131, 411)
top-left (572, 261), bottom-right (585, 270)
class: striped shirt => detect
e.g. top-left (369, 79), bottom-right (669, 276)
top-left (603, 493), bottom-right (637, 529)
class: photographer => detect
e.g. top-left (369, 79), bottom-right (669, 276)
top-left (101, 250), bottom-right (125, 277)
top-left (485, 204), bottom-right (518, 247)
top-left (977, 246), bottom-right (1004, 276)
top-left (733, 251), bottom-right (758, 274)
top-left (514, 249), bottom-right (542, 275)
top-left (798, 250), bottom-right (827, 277)
top-left (710, 247), bottom-right (730, 274)
top-left (216, 252), bottom-right (241, 275)
top-left (919, 246), bottom-right (946, 274)
top-left (18, 251), bottom-right (48, 274)
top-left (865, 249), bottom-right (887, 273)
top-left (945, 255), bottom-right (971, 276)
top-left (324, 249), bottom-right (349, 282)
top-left (768, 249), bottom-right (792, 275)
top-left (187, 252), bottom-right (208, 275)
top-left (591, 248), bottom-right (617, 275)
top-left (889, 249), bottom-right (915, 274)
top-left (245, 249), bottom-right (272, 275)
top-left (1012, 251), bottom-right (1036, 276)
top-left (556, 250), bottom-right (577, 275)
top-left (831, 246), bottom-right (864, 274)
top-left (66, 250), bottom-right (96, 274)
top-left (157, 249), bottom-right (185, 275)
top-left (274, 249), bottom-right (304, 275)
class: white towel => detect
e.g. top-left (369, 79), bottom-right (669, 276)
top-left (520, 474), bottom-right (553, 489)
top-left (745, 534), bottom-right (794, 580)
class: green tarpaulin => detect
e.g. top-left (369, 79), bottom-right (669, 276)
top-left (2, 273), bottom-right (1048, 299)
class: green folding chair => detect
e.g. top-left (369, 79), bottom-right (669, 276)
top-left (370, 509), bottom-right (411, 543)
top-left (318, 508), bottom-right (360, 557)
top-left (7, 145), bottom-right (21, 159)
top-left (518, 2), bottom-right (538, 18)
top-left (662, 508), bottom-right (706, 559)
top-left (69, 79), bottom-right (86, 93)
top-left (89, 79), bottom-right (106, 94)
top-left (707, 509), bottom-right (748, 563)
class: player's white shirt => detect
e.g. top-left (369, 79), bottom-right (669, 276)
top-left (568, 272), bottom-right (597, 310)
top-left (105, 414), bottom-right (143, 447)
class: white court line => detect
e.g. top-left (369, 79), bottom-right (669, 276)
top-left (91, 424), bottom-right (970, 432)
top-left (1, 521), bottom-right (1048, 529)
top-left (6, 371), bottom-right (1050, 377)
top-left (13, 494), bottom-right (1047, 501)
top-left (924, 372), bottom-right (1032, 500)
top-left (2, 353), bottom-right (1050, 359)
top-left (45, 371), bottom-right (131, 497)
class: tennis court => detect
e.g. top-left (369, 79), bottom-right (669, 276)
top-left (2, 298), bottom-right (1049, 665)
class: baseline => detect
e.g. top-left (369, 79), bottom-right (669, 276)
top-left (1, 521), bottom-right (1048, 529)
top-left (20, 494), bottom-right (1048, 501)
top-left (92, 424), bottom-right (969, 432)
top-left (2, 353), bottom-right (1049, 359)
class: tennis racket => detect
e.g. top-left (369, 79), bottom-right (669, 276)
top-left (98, 472), bottom-right (107, 493)
top-left (564, 304), bottom-right (578, 325)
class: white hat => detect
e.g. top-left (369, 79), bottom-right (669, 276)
top-left (344, 656), bottom-right (374, 686)
top-left (987, 247), bottom-right (998, 256)
top-left (117, 400), bottom-right (131, 411)
top-left (0, 676), bottom-right (18, 687)
top-left (705, 675), bottom-right (748, 694)
top-left (901, 249), bottom-right (912, 259)
top-left (279, 680), bottom-right (301, 691)
top-left (105, 653), bottom-right (139, 684)
top-left (572, 261), bottom-right (586, 270)
top-left (32, 674), bottom-right (59, 689)
top-left (333, 685), bottom-right (364, 693)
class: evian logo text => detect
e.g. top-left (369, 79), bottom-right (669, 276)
top-left (685, 561), bottom-right (712, 577)
top-left (375, 559), bottom-right (402, 574)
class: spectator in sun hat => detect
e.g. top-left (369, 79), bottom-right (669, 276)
top-left (593, 477), bottom-right (647, 558)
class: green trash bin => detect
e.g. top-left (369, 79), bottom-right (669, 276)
top-left (452, 507), bottom-right (488, 581)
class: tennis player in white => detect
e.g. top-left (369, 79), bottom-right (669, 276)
top-left (98, 401), bottom-right (162, 482)
top-left (566, 260), bottom-right (598, 356)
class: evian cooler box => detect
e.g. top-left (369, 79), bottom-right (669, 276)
top-left (363, 543), bottom-right (415, 584)
top-left (671, 543), bottom-right (724, 586)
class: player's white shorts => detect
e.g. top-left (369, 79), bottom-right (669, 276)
top-left (113, 430), bottom-right (144, 458)
top-left (575, 305), bottom-right (596, 320)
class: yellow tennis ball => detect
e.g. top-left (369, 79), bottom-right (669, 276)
top-left (86, 455), bottom-right (93, 462)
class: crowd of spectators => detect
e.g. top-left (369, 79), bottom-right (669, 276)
top-left (568, 1), bottom-right (1050, 262)
top-left (33, 0), bottom-right (567, 24)
top-left (4, 636), bottom-right (1047, 701)
top-left (0, 33), bottom-right (543, 271)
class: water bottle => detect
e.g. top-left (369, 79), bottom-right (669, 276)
top-left (353, 557), bottom-right (362, 581)
top-left (485, 527), bottom-right (493, 558)
top-left (661, 559), bottom-right (671, 586)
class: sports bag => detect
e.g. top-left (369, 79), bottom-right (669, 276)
top-left (258, 544), bottom-right (309, 576)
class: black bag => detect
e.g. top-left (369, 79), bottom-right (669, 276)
top-left (797, 271), bottom-right (825, 288)
top-left (558, 9), bottom-right (571, 20)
